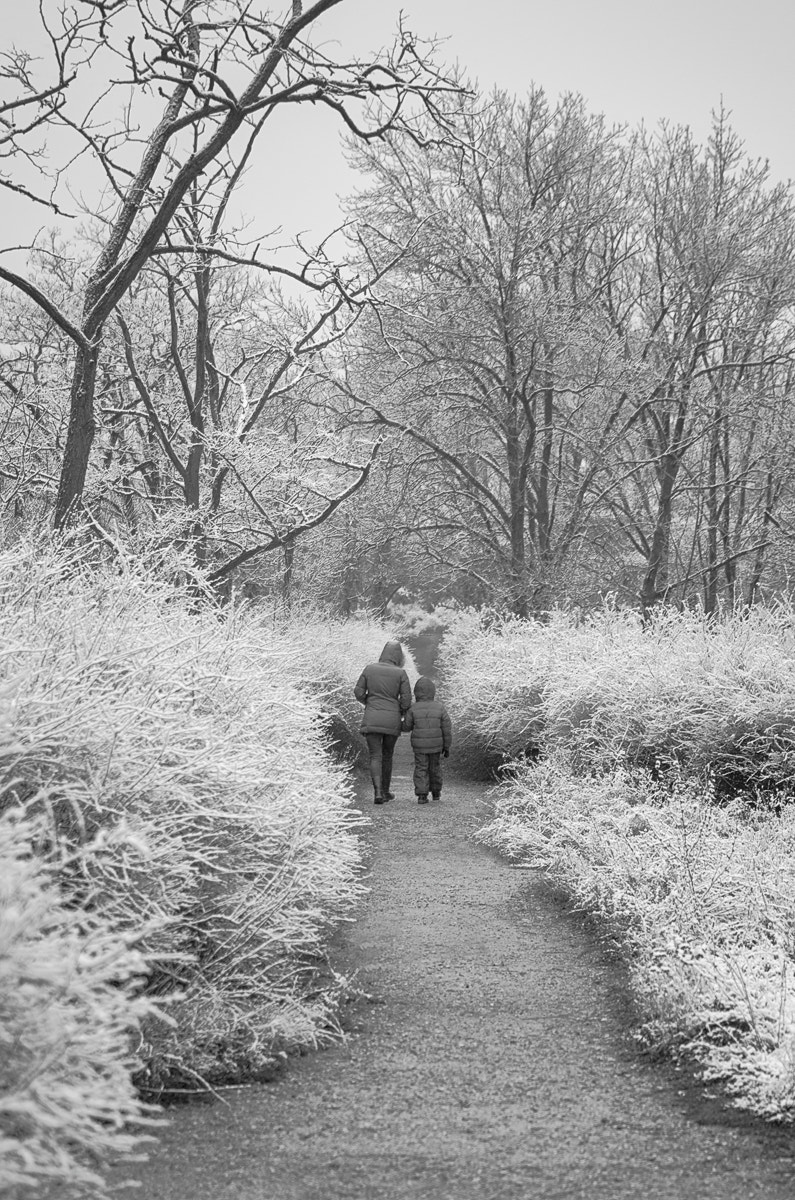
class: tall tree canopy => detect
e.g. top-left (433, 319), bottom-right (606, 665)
top-left (324, 91), bottom-right (795, 614)
top-left (0, 0), bottom-right (453, 532)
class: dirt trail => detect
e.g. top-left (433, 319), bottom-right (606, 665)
top-left (115, 741), bottom-right (795, 1199)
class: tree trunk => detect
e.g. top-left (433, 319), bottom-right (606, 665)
top-left (531, 356), bottom-right (555, 613)
top-left (639, 450), bottom-right (679, 616)
top-left (536, 355), bottom-right (554, 558)
top-left (719, 411), bottom-right (736, 605)
top-left (282, 541), bottom-right (295, 606)
top-left (54, 341), bottom-right (100, 527)
top-left (506, 429), bottom-right (529, 618)
top-left (703, 406), bottom-right (720, 614)
top-left (745, 471), bottom-right (777, 607)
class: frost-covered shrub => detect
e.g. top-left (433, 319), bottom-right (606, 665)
top-left (442, 605), bottom-right (795, 797)
top-left (453, 603), bottom-right (795, 1117)
top-left (542, 607), bottom-right (795, 793)
top-left (389, 604), bottom-right (445, 639)
top-left (479, 755), bottom-right (795, 1121)
top-left (0, 543), bottom-right (366, 1097)
top-left (437, 610), bottom-right (558, 775)
top-left (271, 607), bottom-right (418, 760)
top-left (0, 538), bottom-right (421, 1196)
top-left (390, 603), bottom-right (467, 676)
top-left (0, 805), bottom-right (159, 1199)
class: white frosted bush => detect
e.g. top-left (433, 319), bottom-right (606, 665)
top-left (0, 805), bottom-right (159, 1198)
top-left (439, 610), bottom-right (572, 772)
top-left (442, 604), bottom-right (795, 792)
top-left (540, 606), bottom-right (795, 782)
top-left (389, 604), bottom-right (447, 639)
top-left (454, 604), bottom-right (795, 1117)
top-left (0, 539), bottom-right (417, 1195)
top-left (268, 606), bottom-right (418, 758)
top-left (0, 542), bottom-right (367, 1095)
top-left (479, 756), bottom-right (795, 1121)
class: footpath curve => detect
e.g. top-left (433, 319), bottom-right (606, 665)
top-left (117, 740), bottom-right (795, 1199)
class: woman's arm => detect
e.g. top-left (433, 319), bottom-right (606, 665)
top-left (354, 671), bottom-right (368, 704)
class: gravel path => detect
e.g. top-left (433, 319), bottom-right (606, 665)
top-left (116, 742), bottom-right (795, 1199)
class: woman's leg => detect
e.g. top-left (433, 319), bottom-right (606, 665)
top-left (365, 732), bottom-right (384, 801)
top-left (381, 734), bottom-right (398, 797)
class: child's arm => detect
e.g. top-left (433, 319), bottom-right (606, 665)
top-left (441, 705), bottom-right (453, 754)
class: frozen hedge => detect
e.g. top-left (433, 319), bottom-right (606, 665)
top-left (440, 605), bottom-right (795, 797)
top-left (445, 605), bottom-right (795, 1121)
top-left (0, 541), bottom-right (402, 1193)
top-left (478, 757), bottom-right (795, 1122)
top-left (268, 606), bottom-right (418, 760)
top-left (0, 804), bottom-right (159, 1199)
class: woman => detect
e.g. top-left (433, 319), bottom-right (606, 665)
top-left (354, 640), bottom-right (412, 804)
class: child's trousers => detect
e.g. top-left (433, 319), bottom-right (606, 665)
top-left (413, 751), bottom-right (442, 797)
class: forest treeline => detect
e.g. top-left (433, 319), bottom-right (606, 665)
top-left (2, 4), bottom-right (795, 617)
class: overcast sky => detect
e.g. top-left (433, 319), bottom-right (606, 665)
top-left (5, 0), bottom-right (794, 248)
top-left (252, 0), bottom-right (795, 242)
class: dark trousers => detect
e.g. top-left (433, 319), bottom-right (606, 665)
top-left (365, 732), bottom-right (398, 794)
top-left (413, 751), bottom-right (442, 797)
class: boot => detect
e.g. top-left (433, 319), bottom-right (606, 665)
top-left (383, 789), bottom-right (395, 801)
top-left (431, 792), bottom-right (441, 803)
top-left (374, 788), bottom-right (388, 805)
top-left (417, 793), bottom-right (429, 805)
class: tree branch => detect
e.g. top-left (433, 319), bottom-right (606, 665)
top-left (116, 310), bottom-right (187, 481)
top-left (207, 441), bottom-right (380, 581)
top-left (0, 265), bottom-right (89, 349)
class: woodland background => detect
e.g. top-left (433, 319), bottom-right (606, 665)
top-left (3, 2), bottom-right (795, 617)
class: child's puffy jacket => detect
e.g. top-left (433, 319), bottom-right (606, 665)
top-left (403, 676), bottom-right (453, 754)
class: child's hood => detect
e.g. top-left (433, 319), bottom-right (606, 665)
top-left (413, 676), bottom-right (436, 701)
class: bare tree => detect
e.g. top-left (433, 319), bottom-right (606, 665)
top-left (111, 257), bottom-right (383, 579)
top-left (0, 238), bottom-right (83, 523)
top-left (0, 4), bottom-right (100, 214)
top-left (335, 87), bottom-right (635, 614)
top-left (330, 92), bottom-right (795, 615)
top-left (597, 114), bottom-right (795, 612)
top-left (0, 0), bottom-right (454, 527)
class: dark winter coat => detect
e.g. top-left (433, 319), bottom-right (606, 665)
top-left (403, 676), bottom-right (453, 754)
top-left (354, 641), bottom-right (412, 735)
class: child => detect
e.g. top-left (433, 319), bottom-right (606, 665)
top-left (402, 676), bottom-right (453, 804)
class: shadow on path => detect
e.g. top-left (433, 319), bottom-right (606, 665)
top-left (115, 740), bottom-right (795, 1199)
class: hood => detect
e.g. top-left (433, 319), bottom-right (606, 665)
top-left (379, 640), bottom-right (404, 666)
top-left (413, 676), bottom-right (436, 701)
